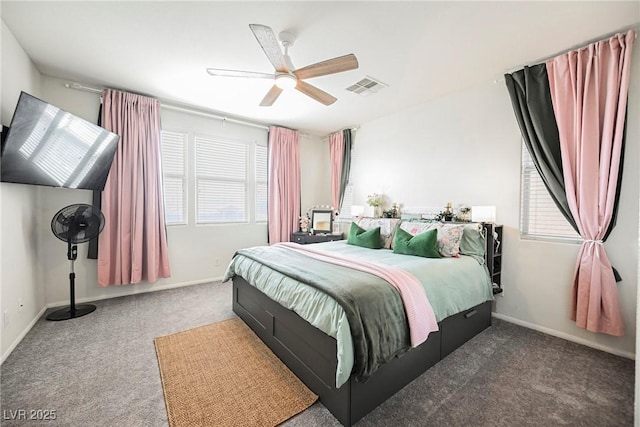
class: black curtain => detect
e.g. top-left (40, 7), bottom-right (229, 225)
top-left (87, 103), bottom-right (103, 259)
top-left (338, 129), bottom-right (352, 212)
top-left (504, 64), bottom-right (577, 232)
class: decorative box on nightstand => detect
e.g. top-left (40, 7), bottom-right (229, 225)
top-left (291, 232), bottom-right (344, 245)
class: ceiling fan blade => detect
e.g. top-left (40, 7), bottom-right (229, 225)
top-left (249, 24), bottom-right (288, 72)
top-left (259, 85), bottom-right (284, 106)
top-left (295, 80), bottom-right (337, 106)
top-left (206, 69), bottom-right (275, 79)
top-left (294, 54), bottom-right (359, 80)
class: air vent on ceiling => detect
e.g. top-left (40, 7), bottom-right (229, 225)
top-left (345, 76), bottom-right (388, 96)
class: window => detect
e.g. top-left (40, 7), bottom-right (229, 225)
top-left (160, 108), bottom-right (268, 226)
top-left (195, 135), bottom-right (247, 223)
top-left (520, 142), bottom-right (580, 241)
top-left (255, 144), bottom-right (268, 222)
top-left (161, 130), bottom-right (187, 224)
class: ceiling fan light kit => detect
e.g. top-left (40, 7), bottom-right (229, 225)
top-left (274, 73), bottom-right (297, 90)
top-left (207, 24), bottom-right (359, 106)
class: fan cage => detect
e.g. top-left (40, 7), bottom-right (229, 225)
top-left (51, 203), bottom-right (105, 244)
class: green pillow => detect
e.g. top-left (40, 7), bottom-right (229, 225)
top-left (393, 227), bottom-right (441, 258)
top-left (347, 222), bottom-right (383, 249)
top-left (459, 223), bottom-right (486, 258)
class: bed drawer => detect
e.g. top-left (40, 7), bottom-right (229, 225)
top-left (232, 277), bottom-right (338, 389)
top-left (439, 301), bottom-right (492, 358)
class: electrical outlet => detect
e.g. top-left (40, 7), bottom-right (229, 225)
top-left (215, 257), bottom-right (220, 266)
top-left (3, 311), bottom-right (9, 328)
top-left (18, 298), bottom-right (24, 310)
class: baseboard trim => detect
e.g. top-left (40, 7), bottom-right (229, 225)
top-left (1, 305), bottom-right (48, 365)
top-left (46, 277), bottom-right (223, 309)
top-left (492, 312), bottom-right (635, 360)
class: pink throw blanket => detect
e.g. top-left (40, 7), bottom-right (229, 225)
top-left (279, 242), bottom-right (439, 346)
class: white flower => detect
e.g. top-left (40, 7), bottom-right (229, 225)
top-left (367, 193), bottom-right (383, 207)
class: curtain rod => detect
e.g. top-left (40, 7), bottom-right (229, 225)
top-left (320, 126), bottom-right (360, 142)
top-left (63, 82), bottom-right (270, 131)
top-left (494, 25), bottom-right (638, 83)
top-left (64, 81), bottom-right (358, 138)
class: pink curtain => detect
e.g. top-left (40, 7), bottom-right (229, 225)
top-left (268, 126), bottom-right (300, 243)
top-left (329, 131), bottom-right (344, 210)
top-left (98, 89), bottom-right (171, 286)
top-left (546, 30), bottom-right (635, 336)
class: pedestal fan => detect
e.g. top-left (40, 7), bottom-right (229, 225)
top-left (47, 204), bottom-right (105, 321)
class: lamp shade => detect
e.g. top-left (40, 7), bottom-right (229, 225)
top-left (471, 206), bottom-right (496, 223)
top-left (351, 205), bottom-right (364, 217)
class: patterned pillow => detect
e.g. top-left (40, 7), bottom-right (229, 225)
top-left (436, 224), bottom-right (465, 257)
top-left (399, 221), bottom-right (464, 257)
top-left (399, 221), bottom-right (437, 236)
top-left (356, 217), bottom-right (401, 249)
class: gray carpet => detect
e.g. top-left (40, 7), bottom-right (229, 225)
top-left (0, 282), bottom-right (633, 426)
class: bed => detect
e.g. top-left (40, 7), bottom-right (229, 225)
top-left (223, 220), bottom-right (494, 426)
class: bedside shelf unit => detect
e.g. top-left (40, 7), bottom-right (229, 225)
top-left (483, 223), bottom-right (503, 295)
top-left (291, 232), bottom-right (344, 245)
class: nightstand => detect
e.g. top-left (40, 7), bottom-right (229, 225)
top-left (291, 232), bottom-right (344, 244)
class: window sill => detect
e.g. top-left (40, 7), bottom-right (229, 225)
top-left (520, 234), bottom-right (582, 245)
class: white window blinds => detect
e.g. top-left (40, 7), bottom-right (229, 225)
top-left (520, 142), bottom-right (579, 241)
top-left (255, 144), bottom-right (268, 222)
top-left (195, 135), bottom-right (248, 223)
top-left (161, 130), bottom-right (187, 225)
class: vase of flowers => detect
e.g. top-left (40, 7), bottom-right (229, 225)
top-left (367, 193), bottom-right (384, 218)
top-left (299, 215), bottom-right (310, 233)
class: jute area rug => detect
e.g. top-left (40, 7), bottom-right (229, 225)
top-left (154, 318), bottom-right (318, 427)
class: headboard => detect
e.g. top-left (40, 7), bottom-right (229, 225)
top-left (400, 206), bottom-right (444, 221)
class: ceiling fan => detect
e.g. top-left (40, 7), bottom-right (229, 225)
top-left (206, 24), bottom-right (359, 106)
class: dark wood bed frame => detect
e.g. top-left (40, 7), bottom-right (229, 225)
top-left (231, 223), bottom-right (494, 426)
top-left (232, 278), bottom-right (491, 426)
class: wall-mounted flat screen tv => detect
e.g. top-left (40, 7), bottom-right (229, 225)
top-left (0, 91), bottom-right (119, 191)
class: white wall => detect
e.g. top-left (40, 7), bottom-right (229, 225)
top-left (352, 56), bottom-right (639, 357)
top-left (0, 20), bottom-right (45, 361)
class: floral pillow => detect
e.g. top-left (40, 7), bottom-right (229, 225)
top-left (399, 221), bottom-right (437, 237)
top-left (356, 217), bottom-right (401, 249)
top-left (436, 224), bottom-right (465, 257)
top-left (399, 221), bottom-right (464, 257)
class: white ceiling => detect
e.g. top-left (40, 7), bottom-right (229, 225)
top-left (2, 1), bottom-right (638, 136)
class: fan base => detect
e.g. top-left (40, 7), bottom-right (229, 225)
top-left (46, 304), bottom-right (96, 321)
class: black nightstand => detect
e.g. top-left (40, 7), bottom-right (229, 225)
top-left (291, 232), bottom-right (344, 244)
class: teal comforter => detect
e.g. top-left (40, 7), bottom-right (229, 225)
top-left (223, 240), bottom-right (493, 387)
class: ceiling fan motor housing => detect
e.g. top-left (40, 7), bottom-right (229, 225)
top-left (278, 31), bottom-right (296, 48)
